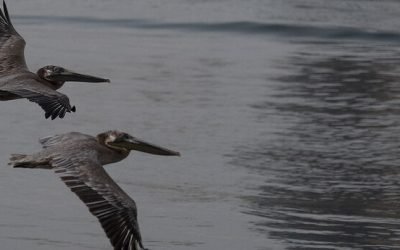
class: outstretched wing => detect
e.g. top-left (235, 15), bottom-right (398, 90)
top-left (39, 132), bottom-right (95, 149)
top-left (0, 1), bottom-right (27, 74)
top-left (3, 79), bottom-right (76, 119)
top-left (51, 156), bottom-right (146, 250)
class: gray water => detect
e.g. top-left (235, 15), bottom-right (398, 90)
top-left (1, 0), bottom-right (400, 249)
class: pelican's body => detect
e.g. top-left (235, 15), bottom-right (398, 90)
top-left (0, 2), bottom-right (109, 119)
top-left (9, 130), bottom-right (180, 250)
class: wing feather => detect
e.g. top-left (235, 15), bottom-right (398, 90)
top-left (51, 156), bottom-right (146, 250)
top-left (0, 1), bottom-right (27, 74)
top-left (39, 132), bottom-right (95, 148)
top-left (3, 81), bottom-right (76, 119)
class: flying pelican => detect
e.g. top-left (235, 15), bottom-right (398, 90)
top-left (9, 130), bottom-right (180, 250)
top-left (0, 1), bottom-right (109, 119)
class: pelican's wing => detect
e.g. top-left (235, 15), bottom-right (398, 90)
top-left (39, 132), bottom-right (94, 148)
top-left (0, 1), bottom-right (27, 73)
top-left (51, 156), bottom-right (145, 250)
top-left (3, 79), bottom-right (76, 119)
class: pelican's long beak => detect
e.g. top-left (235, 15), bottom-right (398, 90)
top-left (47, 69), bottom-right (110, 83)
top-left (111, 137), bottom-right (180, 156)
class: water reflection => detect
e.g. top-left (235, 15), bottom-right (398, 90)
top-left (234, 46), bottom-right (400, 249)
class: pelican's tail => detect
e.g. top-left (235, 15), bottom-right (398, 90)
top-left (9, 154), bottom-right (51, 169)
top-left (9, 154), bottom-right (32, 168)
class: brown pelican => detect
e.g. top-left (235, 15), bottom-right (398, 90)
top-left (9, 130), bottom-right (180, 250)
top-left (0, 1), bottom-right (109, 119)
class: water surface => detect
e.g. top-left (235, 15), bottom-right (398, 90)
top-left (1, 0), bottom-right (400, 249)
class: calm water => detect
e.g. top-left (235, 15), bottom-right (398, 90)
top-left (1, 0), bottom-right (400, 249)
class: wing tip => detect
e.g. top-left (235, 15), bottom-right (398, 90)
top-left (45, 110), bottom-right (66, 120)
top-left (0, 0), bottom-right (14, 30)
top-left (2, 0), bottom-right (11, 25)
top-left (0, 2), bottom-right (6, 23)
top-left (43, 103), bottom-right (76, 120)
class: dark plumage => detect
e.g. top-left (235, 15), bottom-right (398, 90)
top-left (9, 130), bottom-right (180, 250)
top-left (0, 1), bottom-right (109, 119)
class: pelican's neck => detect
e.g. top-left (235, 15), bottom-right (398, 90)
top-left (49, 80), bottom-right (65, 90)
top-left (99, 146), bottom-right (130, 165)
top-left (42, 78), bottom-right (65, 90)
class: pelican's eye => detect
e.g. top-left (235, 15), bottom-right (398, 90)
top-left (121, 134), bottom-right (131, 140)
top-left (53, 67), bottom-right (63, 73)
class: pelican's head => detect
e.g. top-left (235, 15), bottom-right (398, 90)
top-left (98, 130), bottom-right (180, 156)
top-left (37, 65), bottom-right (110, 86)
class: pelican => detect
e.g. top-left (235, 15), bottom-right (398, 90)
top-left (0, 1), bottom-right (109, 119)
top-left (9, 130), bottom-right (180, 250)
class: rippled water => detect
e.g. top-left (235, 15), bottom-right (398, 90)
top-left (1, 0), bottom-right (400, 249)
